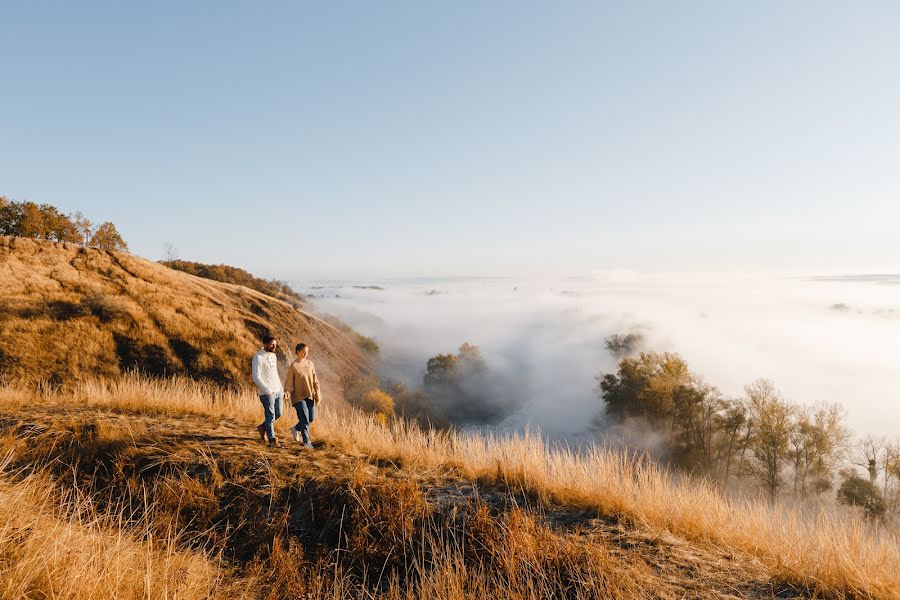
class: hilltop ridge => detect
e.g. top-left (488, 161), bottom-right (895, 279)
top-left (0, 236), bottom-right (370, 403)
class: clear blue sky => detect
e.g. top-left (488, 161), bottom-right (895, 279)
top-left (2, 2), bottom-right (898, 279)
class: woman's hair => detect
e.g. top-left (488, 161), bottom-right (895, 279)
top-left (295, 342), bottom-right (307, 352)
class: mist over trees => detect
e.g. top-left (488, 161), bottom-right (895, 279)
top-left (593, 351), bottom-right (896, 518)
top-left (604, 332), bottom-right (645, 358)
top-left (0, 197), bottom-right (127, 251)
top-left (422, 343), bottom-right (518, 425)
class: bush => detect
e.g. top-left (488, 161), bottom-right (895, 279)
top-left (837, 472), bottom-right (886, 521)
top-left (360, 389), bottom-right (395, 418)
top-left (356, 335), bottom-right (379, 354)
top-left (81, 289), bottom-right (128, 323)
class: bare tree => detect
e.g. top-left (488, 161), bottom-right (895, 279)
top-left (73, 211), bottom-right (94, 247)
top-left (855, 435), bottom-right (886, 486)
top-left (745, 379), bottom-right (795, 504)
top-left (881, 440), bottom-right (900, 515)
top-left (788, 402), bottom-right (849, 501)
top-left (162, 241), bottom-right (179, 262)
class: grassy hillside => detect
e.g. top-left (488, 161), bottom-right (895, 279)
top-left (0, 376), bottom-right (897, 599)
top-left (0, 236), bottom-right (369, 401)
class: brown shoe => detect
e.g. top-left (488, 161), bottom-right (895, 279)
top-left (268, 438), bottom-right (281, 448)
top-left (256, 424), bottom-right (266, 442)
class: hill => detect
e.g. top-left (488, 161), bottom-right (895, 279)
top-left (0, 236), bottom-right (370, 401)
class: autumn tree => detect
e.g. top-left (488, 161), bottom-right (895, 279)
top-left (596, 352), bottom-right (692, 427)
top-left (596, 352), bottom-right (755, 478)
top-left (42, 204), bottom-right (83, 243)
top-left (0, 198), bottom-right (123, 249)
top-left (89, 221), bottom-right (128, 251)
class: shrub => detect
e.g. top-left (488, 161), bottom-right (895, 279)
top-left (838, 472), bottom-right (886, 521)
top-left (360, 389), bottom-right (395, 418)
top-left (81, 289), bottom-right (128, 323)
top-left (355, 334), bottom-right (379, 354)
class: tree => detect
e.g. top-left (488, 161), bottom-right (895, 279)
top-left (596, 352), bottom-right (692, 426)
top-left (745, 379), bottom-right (794, 504)
top-left (854, 435), bottom-right (885, 487)
top-left (162, 241), bottom-right (179, 261)
top-left (715, 397), bottom-right (754, 486)
top-left (604, 332), bottom-right (644, 358)
top-left (596, 353), bottom-right (760, 478)
top-left (41, 204), bottom-right (82, 243)
top-left (0, 197), bottom-right (22, 236)
top-left (423, 343), bottom-right (506, 425)
top-left (806, 403), bottom-right (850, 500)
top-left (423, 353), bottom-right (460, 387)
top-left (837, 470), bottom-right (886, 522)
top-left (73, 211), bottom-right (94, 247)
top-left (884, 440), bottom-right (900, 515)
top-left (89, 222), bottom-right (128, 251)
top-left (18, 201), bottom-right (47, 238)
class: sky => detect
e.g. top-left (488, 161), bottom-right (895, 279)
top-left (2, 2), bottom-right (900, 279)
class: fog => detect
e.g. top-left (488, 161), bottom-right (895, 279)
top-left (296, 273), bottom-right (900, 439)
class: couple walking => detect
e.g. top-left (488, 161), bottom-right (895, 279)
top-left (251, 333), bottom-right (321, 448)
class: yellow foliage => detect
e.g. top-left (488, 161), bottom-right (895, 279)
top-left (361, 389), bottom-right (395, 417)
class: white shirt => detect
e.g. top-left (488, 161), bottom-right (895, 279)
top-left (251, 348), bottom-right (284, 396)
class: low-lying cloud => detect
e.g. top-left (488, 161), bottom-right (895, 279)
top-left (296, 273), bottom-right (900, 439)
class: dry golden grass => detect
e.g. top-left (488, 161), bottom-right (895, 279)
top-left (3, 374), bottom-right (895, 598)
top-left (0, 465), bottom-right (248, 599)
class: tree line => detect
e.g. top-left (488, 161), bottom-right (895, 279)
top-left (0, 197), bottom-right (128, 251)
top-left (162, 259), bottom-right (305, 307)
top-left (596, 349), bottom-right (900, 522)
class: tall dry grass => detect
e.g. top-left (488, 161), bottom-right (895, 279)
top-left (6, 374), bottom-right (900, 598)
top-left (0, 462), bottom-right (248, 599)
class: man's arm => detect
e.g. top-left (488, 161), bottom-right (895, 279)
top-left (251, 354), bottom-right (272, 396)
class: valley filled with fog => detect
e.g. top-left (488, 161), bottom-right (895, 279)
top-left (297, 273), bottom-right (900, 440)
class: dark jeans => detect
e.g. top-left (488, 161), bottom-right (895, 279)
top-left (259, 392), bottom-right (283, 441)
top-left (293, 398), bottom-right (315, 444)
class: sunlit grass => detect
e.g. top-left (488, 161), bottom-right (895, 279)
top-left (3, 373), bottom-right (898, 599)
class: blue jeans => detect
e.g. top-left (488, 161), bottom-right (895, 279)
top-left (259, 392), bottom-right (283, 441)
top-left (293, 398), bottom-right (315, 444)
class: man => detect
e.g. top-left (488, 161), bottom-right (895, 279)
top-left (251, 333), bottom-right (283, 446)
top-left (283, 342), bottom-right (321, 449)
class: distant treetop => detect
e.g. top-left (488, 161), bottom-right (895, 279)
top-left (0, 196), bottom-right (128, 252)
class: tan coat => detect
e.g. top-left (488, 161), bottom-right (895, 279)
top-left (283, 358), bottom-right (322, 404)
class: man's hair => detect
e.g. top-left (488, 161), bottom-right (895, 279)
top-left (295, 342), bottom-right (307, 352)
top-left (262, 333), bottom-right (276, 344)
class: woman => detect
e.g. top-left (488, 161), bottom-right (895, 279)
top-left (283, 342), bottom-right (321, 448)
